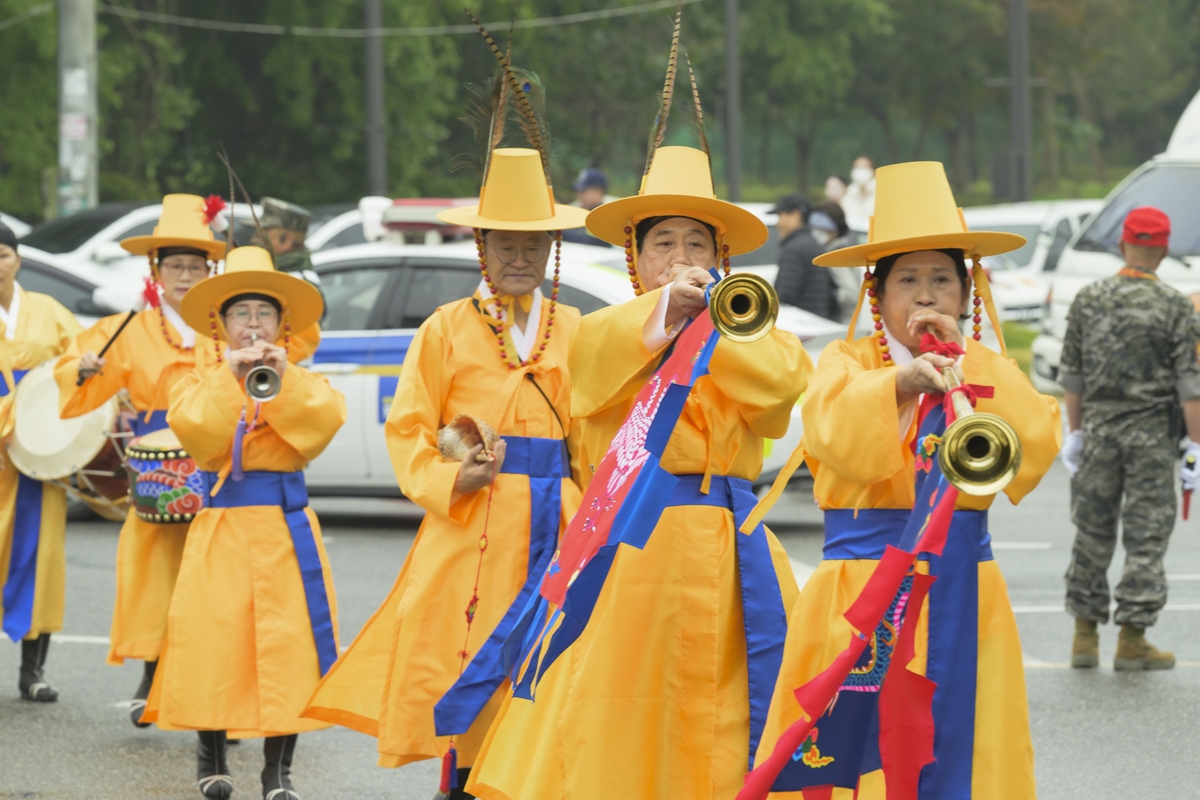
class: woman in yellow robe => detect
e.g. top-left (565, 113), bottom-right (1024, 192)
top-left (466, 146), bottom-right (813, 799)
top-left (0, 221), bottom-right (82, 702)
top-left (745, 162), bottom-right (1061, 800)
top-left (54, 193), bottom-right (228, 724)
top-left (141, 245), bottom-right (345, 800)
top-left (302, 146), bottom-right (589, 794)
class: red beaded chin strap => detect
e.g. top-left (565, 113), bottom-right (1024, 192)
top-left (475, 229), bottom-right (561, 370)
top-left (623, 223), bottom-right (732, 295)
top-left (209, 308), bottom-right (223, 364)
top-left (969, 254), bottom-right (984, 342)
top-left (865, 267), bottom-right (892, 365)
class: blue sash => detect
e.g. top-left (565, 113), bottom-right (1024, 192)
top-left (199, 470), bottom-right (338, 676)
top-left (434, 436), bottom-right (570, 737)
top-left (2, 369), bottom-right (43, 643)
top-left (664, 474), bottom-right (789, 771)
top-left (130, 409), bottom-right (170, 437)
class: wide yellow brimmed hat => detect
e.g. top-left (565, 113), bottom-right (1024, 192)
top-left (180, 246), bottom-right (323, 337)
top-left (815, 161), bottom-right (1026, 267)
top-left (586, 146), bottom-right (768, 256)
top-left (437, 148), bottom-right (588, 231)
top-left (121, 193), bottom-right (226, 261)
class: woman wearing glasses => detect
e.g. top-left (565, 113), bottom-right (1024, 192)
top-left (55, 195), bottom-right (229, 722)
top-left (140, 245), bottom-right (345, 800)
top-left (303, 147), bottom-right (588, 797)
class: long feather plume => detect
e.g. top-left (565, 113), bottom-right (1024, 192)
top-left (218, 145), bottom-right (271, 259)
top-left (645, 3), bottom-right (683, 177)
top-left (452, 75), bottom-right (506, 176)
top-left (684, 49), bottom-right (711, 164)
top-left (466, 8), bottom-right (551, 183)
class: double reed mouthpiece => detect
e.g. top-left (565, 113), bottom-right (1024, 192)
top-left (926, 325), bottom-right (1022, 496)
top-left (708, 273), bottom-right (779, 343)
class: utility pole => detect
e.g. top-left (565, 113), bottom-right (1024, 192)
top-left (723, 0), bottom-right (742, 202)
top-left (364, 0), bottom-right (388, 196)
top-left (57, 0), bottom-right (98, 217)
top-left (1008, 0), bottom-right (1032, 201)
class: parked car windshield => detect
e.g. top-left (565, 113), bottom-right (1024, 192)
top-left (1076, 164), bottom-right (1200, 257)
top-left (22, 202), bottom-right (151, 254)
top-left (976, 225), bottom-right (1039, 266)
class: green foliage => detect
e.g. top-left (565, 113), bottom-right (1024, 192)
top-left (0, 0), bottom-right (57, 220)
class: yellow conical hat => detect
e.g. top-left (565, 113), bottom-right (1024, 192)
top-left (586, 146), bottom-right (767, 256)
top-left (437, 148), bottom-right (588, 231)
top-left (815, 161), bottom-right (1026, 267)
top-left (121, 193), bottom-right (226, 261)
top-left (179, 246), bottom-right (323, 338)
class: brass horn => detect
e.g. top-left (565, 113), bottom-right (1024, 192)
top-left (245, 363), bottom-right (281, 403)
top-left (936, 361), bottom-right (1021, 496)
top-left (709, 273), bottom-right (779, 343)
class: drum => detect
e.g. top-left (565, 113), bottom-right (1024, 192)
top-left (5, 362), bottom-right (129, 521)
top-left (125, 428), bottom-right (206, 524)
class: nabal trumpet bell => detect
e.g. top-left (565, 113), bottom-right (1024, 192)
top-left (709, 273), bottom-right (779, 343)
top-left (938, 411), bottom-right (1022, 496)
top-left (245, 364), bottom-right (282, 403)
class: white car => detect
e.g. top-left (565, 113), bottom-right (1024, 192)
top-left (303, 240), bottom-right (824, 494)
top-left (1030, 87), bottom-right (1200, 394)
top-left (2, 212), bottom-right (31, 238)
top-left (19, 202), bottom-right (261, 302)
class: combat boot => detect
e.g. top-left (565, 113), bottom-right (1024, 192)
top-left (1070, 618), bottom-right (1099, 668)
top-left (18, 633), bottom-right (58, 701)
top-left (1113, 625), bottom-right (1175, 670)
top-left (130, 659), bottom-right (156, 727)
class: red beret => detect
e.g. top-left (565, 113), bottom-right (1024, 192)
top-left (1122, 206), bottom-right (1170, 248)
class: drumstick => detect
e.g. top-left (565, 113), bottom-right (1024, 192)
top-left (76, 310), bottom-right (137, 386)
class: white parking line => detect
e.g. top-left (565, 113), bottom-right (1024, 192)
top-left (1012, 604), bottom-right (1200, 614)
top-left (1168, 574), bottom-right (1200, 581)
top-left (991, 542), bottom-right (1052, 550)
top-left (54, 634), bottom-right (110, 645)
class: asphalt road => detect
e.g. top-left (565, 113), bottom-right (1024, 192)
top-left (2, 465), bottom-right (1199, 798)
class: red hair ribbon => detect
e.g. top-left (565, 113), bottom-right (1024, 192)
top-left (202, 195), bottom-right (227, 225)
top-left (141, 276), bottom-right (161, 309)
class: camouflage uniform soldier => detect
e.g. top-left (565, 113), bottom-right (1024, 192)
top-left (1060, 206), bottom-right (1200, 670)
top-left (255, 197), bottom-right (320, 286)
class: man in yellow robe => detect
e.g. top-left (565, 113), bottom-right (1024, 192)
top-left (55, 194), bottom-right (227, 724)
top-left (303, 142), bottom-right (589, 796)
top-left (744, 162), bottom-right (1061, 800)
top-left (466, 98), bottom-right (813, 800)
top-left (0, 222), bottom-right (82, 702)
top-left (141, 246), bottom-right (345, 800)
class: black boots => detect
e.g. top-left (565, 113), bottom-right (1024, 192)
top-left (262, 734), bottom-right (299, 800)
top-left (19, 633), bottom-right (57, 702)
top-left (433, 768), bottom-right (477, 800)
top-left (197, 730), bottom-right (232, 799)
top-left (130, 659), bottom-right (156, 727)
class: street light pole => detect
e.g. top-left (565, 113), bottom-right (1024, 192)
top-left (1008, 0), bottom-right (1032, 201)
top-left (364, 0), bottom-right (388, 196)
top-left (724, 0), bottom-right (742, 202)
top-left (57, 0), bottom-right (98, 217)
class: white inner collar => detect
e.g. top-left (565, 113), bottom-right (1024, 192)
top-left (479, 279), bottom-right (543, 363)
top-left (0, 282), bottom-right (21, 340)
top-left (160, 298), bottom-right (196, 348)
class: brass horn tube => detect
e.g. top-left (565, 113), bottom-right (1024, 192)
top-left (244, 331), bottom-right (281, 403)
top-left (931, 341), bottom-right (1022, 496)
top-left (708, 273), bottom-right (779, 343)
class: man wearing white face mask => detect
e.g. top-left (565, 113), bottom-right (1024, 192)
top-left (840, 155), bottom-right (877, 231)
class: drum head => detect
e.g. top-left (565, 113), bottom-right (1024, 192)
top-left (5, 361), bottom-right (118, 481)
top-left (130, 427), bottom-right (183, 453)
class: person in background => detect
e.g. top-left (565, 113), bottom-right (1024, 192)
top-left (809, 202), bottom-right (859, 322)
top-left (253, 198), bottom-right (321, 286)
top-left (840, 156), bottom-right (877, 230)
top-left (562, 168), bottom-right (612, 247)
top-left (1060, 206), bottom-right (1200, 671)
top-left (771, 193), bottom-right (839, 321)
top-left (824, 173), bottom-right (848, 204)
top-left (0, 221), bottom-right (83, 702)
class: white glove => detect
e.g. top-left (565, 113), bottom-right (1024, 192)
top-left (1061, 430), bottom-right (1083, 476)
top-left (1182, 441), bottom-right (1200, 492)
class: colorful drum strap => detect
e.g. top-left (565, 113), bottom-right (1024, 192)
top-left (663, 474), bottom-right (789, 771)
top-left (199, 469), bottom-right (339, 676)
top-left (434, 435), bottom-right (570, 737)
top-left (2, 368), bottom-right (42, 643)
